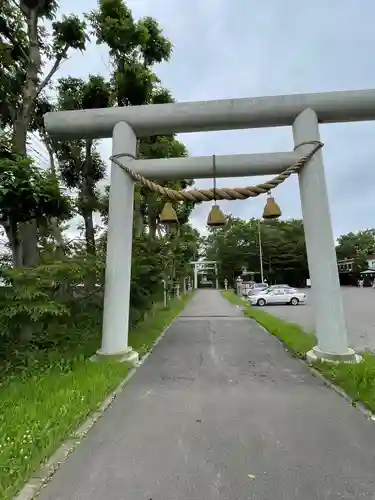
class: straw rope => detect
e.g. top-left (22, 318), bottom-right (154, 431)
top-left (110, 141), bottom-right (323, 202)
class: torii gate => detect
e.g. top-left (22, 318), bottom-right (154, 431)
top-left (190, 260), bottom-right (219, 289)
top-left (44, 87), bottom-right (375, 365)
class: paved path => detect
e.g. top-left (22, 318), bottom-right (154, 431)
top-left (38, 290), bottom-right (375, 500)
top-left (263, 287), bottom-right (375, 352)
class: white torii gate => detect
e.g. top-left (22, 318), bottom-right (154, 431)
top-left (44, 88), bottom-right (375, 365)
top-left (190, 261), bottom-right (218, 289)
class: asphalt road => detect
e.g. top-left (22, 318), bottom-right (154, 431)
top-left (37, 290), bottom-right (375, 500)
top-left (262, 286), bottom-right (375, 352)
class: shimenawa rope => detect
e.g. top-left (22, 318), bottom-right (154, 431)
top-left (110, 140), bottom-right (323, 202)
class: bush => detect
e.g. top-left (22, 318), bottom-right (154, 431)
top-left (0, 257), bottom-right (103, 365)
top-left (0, 233), bottom-right (186, 374)
top-left (0, 292), bottom-right (193, 500)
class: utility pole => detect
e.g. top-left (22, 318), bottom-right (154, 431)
top-left (258, 219), bottom-right (264, 283)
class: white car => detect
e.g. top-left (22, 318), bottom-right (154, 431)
top-left (267, 284), bottom-right (293, 290)
top-left (246, 282), bottom-right (268, 296)
top-left (249, 287), bottom-right (306, 307)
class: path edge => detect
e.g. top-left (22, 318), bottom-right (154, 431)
top-left (13, 303), bottom-right (188, 500)
top-left (252, 317), bottom-right (375, 422)
top-left (231, 302), bottom-right (375, 423)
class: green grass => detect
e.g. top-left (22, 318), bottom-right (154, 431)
top-left (222, 290), bottom-right (316, 355)
top-left (129, 292), bottom-right (193, 358)
top-left (222, 290), bottom-right (375, 414)
top-left (0, 293), bottom-right (193, 500)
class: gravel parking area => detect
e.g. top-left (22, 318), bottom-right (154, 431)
top-left (262, 287), bottom-right (375, 353)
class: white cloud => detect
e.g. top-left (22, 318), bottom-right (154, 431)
top-left (50, 0), bottom-right (375, 239)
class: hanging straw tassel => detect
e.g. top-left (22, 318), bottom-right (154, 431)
top-left (159, 202), bottom-right (178, 224)
top-left (206, 154), bottom-right (227, 228)
top-left (207, 204), bottom-right (226, 227)
top-left (263, 195), bottom-right (281, 219)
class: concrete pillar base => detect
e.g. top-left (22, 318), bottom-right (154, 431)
top-left (306, 346), bottom-right (362, 364)
top-left (91, 347), bottom-right (139, 366)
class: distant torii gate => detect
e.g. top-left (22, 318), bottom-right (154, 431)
top-left (44, 87), bottom-right (374, 365)
top-left (190, 261), bottom-right (218, 289)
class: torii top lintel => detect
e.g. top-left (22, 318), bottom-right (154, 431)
top-left (44, 88), bottom-right (375, 141)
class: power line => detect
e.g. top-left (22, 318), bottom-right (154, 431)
top-left (27, 143), bottom-right (50, 168)
top-left (27, 141), bottom-right (49, 163)
top-left (28, 132), bottom-right (50, 166)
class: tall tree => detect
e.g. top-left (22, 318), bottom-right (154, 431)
top-left (0, 0), bottom-right (87, 266)
top-left (54, 75), bottom-right (110, 255)
top-left (88, 0), bottom-right (172, 107)
top-left (87, 1), bottom-right (197, 240)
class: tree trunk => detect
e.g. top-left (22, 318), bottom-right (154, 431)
top-left (5, 219), bottom-right (23, 267)
top-left (133, 187), bottom-right (144, 237)
top-left (148, 212), bottom-right (157, 239)
top-left (42, 132), bottom-right (65, 260)
top-left (50, 221), bottom-right (65, 260)
top-left (12, 5), bottom-right (41, 267)
top-left (83, 209), bottom-right (96, 256)
top-left (82, 140), bottom-right (96, 255)
top-left (147, 194), bottom-right (160, 239)
top-left (19, 221), bottom-right (39, 266)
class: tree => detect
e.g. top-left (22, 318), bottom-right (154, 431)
top-left (160, 223), bottom-right (200, 293)
top-left (352, 250), bottom-right (368, 277)
top-left (54, 75), bottom-right (110, 255)
top-left (87, 0), bottom-right (191, 238)
top-left (30, 96), bottom-right (68, 259)
top-left (336, 229), bottom-right (375, 260)
top-left (204, 216), bottom-right (309, 287)
top-left (0, 0), bottom-right (200, 372)
top-left (0, 149), bottom-right (72, 266)
top-left (138, 129), bottom-right (195, 238)
top-left (88, 0), bottom-right (172, 107)
top-left (0, 0), bottom-right (88, 266)
top-left (86, 2), bottom-right (197, 242)
top-left (204, 217), bottom-right (260, 283)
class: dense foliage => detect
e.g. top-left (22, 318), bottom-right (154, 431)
top-left (0, 0), bottom-right (200, 373)
top-left (203, 215), bottom-right (375, 287)
top-left (203, 216), bottom-right (309, 287)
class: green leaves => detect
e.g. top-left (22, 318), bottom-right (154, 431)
top-left (20, 0), bottom-right (57, 19)
top-left (336, 230), bottom-right (375, 260)
top-left (137, 16), bottom-right (173, 65)
top-left (0, 256), bottom-right (103, 348)
top-left (57, 75), bottom-right (111, 111)
top-left (204, 217), bottom-right (309, 286)
top-left (82, 75), bottom-right (112, 109)
top-left (88, 0), bottom-right (137, 57)
top-left (114, 59), bottom-right (158, 106)
top-left (52, 14), bottom-right (87, 55)
top-left (87, 0), bottom-right (173, 108)
top-left (0, 153), bottom-right (72, 224)
top-left (53, 75), bottom-right (109, 254)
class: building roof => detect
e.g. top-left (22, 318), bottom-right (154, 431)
top-left (360, 268), bottom-right (375, 274)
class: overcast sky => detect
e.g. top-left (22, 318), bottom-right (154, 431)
top-left (43, 0), bottom-right (375, 238)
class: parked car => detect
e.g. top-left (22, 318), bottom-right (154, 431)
top-left (268, 284), bottom-right (293, 290)
top-left (247, 282), bottom-right (269, 296)
top-left (248, 287), bottom-right (306, 306)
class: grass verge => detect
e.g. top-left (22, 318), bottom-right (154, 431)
top-left (221, 290), bottom-right (375, 414)
top-left (0, 292), bottom-right (193, 500)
